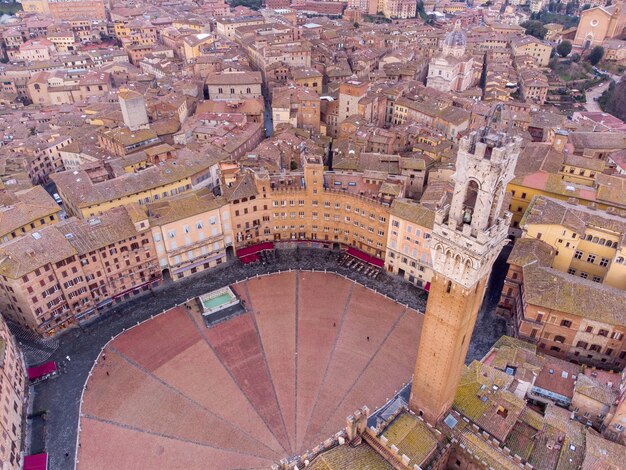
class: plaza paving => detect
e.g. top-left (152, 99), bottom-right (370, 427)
top-left (76, 272), bottom-right (423, 468)
top-left (14, 247), bottom-right (508, 469)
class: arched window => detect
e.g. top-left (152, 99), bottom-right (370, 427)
top-left (554, 335), bottom-right (566, 343)
top-left (586, 235), bottom-right (593, 241)
top-left (462, 180), bottom-right (480, 224)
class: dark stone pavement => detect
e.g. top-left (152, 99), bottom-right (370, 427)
top-left (12, 247), bottom-right (508, 470)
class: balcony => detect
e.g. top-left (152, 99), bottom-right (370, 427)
top-left (167, 234), bottom-right (224, 256)
top-left (169, 249), bottom-right (225, 269)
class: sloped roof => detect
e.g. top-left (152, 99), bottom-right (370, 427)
top-left (522, 264), bottom-right (626, 325)
top-left (381, 412), bottom-right (439, 467)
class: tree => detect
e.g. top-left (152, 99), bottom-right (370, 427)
top-left (521, 20), bottom-right (548, 40)
top-left (587, 46), bottom-right (604, 65)
top-left (228, 0), bottom-right (262, 10)
top-left (599, 79), bottom-right (626, 121)
top-left (557, 40), bottom-right (572, 57)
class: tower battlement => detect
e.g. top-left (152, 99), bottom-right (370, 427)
top-left (431, 129), bottom-right (521, 288)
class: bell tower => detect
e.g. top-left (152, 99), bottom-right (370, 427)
top-left (409, 106), bottom-right (521, 424)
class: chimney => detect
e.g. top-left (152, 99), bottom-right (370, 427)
top-left (346, 414), bottom-right (358, 440)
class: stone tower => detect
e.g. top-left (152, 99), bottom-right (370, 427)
top-left (409, 110), bottom-right (521, 424)
top-left (118, 89), bottom-right (149, 131)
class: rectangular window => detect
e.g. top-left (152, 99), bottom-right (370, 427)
top-left (587, 254), bottom-right (596, 263)
top-left (574, 250), bottom-right (583, 260)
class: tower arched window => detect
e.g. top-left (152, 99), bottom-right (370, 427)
top-left (462, 180), bottom-right (480, 224)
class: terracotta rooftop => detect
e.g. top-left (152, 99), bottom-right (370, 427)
top-left (389, 198), bottom-right (435, 228)
top-left (533, 357), bottom-right (579, 400)
top-left (51, 149), bottom-right (226, 210)
top-left (574, 374), bottom-right (618, 406)
top-left (522, 264), bottom-right (626, 325)
top-left (582, 431), bottom-right (625, 470)
top-left (506, 237), bottom-right (555, 268)
top-left (0, 186), bottom-right (60, 239)
top-left (380, 412), bottom-right (438, 467)
top-left (146, 189), bottom-right (228, 226)
top-left (309, 442), bottom-right (393, 470)
top-left (522, 196), bottom-right (626, 241)
top-left (453, 361), bottom-right (525, 442)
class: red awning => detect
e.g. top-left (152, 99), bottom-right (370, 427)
top-left (424, 282), bottom-right (431, 292)
top-left (23, 453), bottom-right (48, 470)
top-left (27, 362), bottom-right (57, 381)
top-left (346, 247), bottom-right (384, 267)
top-left (241, 254), bottom-right (259, 264)
top-left (237, 242), bottom-right (274, 258)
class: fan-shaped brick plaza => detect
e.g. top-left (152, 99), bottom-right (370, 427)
top-left (76, 271), bottom-right (424, 469)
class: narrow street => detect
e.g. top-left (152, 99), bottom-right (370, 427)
top-left (584, 75), bottom-right (621, 112)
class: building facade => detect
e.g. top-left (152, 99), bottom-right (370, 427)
top-left (498, 237), bottom-right (626, 370)
top-left (0, 207), bottom-right (160, 336)
top-left (382, 0), bottom-right (417, 19)
top-left (0, 316), bottom-right (26, 470)
top-left (147, 190), bottom-right (234, 281)
top-left (46, 0), bottom-right (107, 20)
top-left (385, 198), bottom-right (434, 289)
top-left (205, 71), bottom-right (263, 101)
top-left (574, 3), bottom-right (626, 47)
top-left (521, 196), bottom-right (626, 290)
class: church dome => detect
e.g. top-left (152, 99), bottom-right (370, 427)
top-left (443, 20), bottom-right (467, 48)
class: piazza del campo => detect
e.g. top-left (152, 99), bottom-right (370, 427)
top-left (0, 0), bottom-right (624, 468)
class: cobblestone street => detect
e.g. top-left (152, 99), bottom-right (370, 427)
top-left (13, 247), bottom-right (508, 470)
